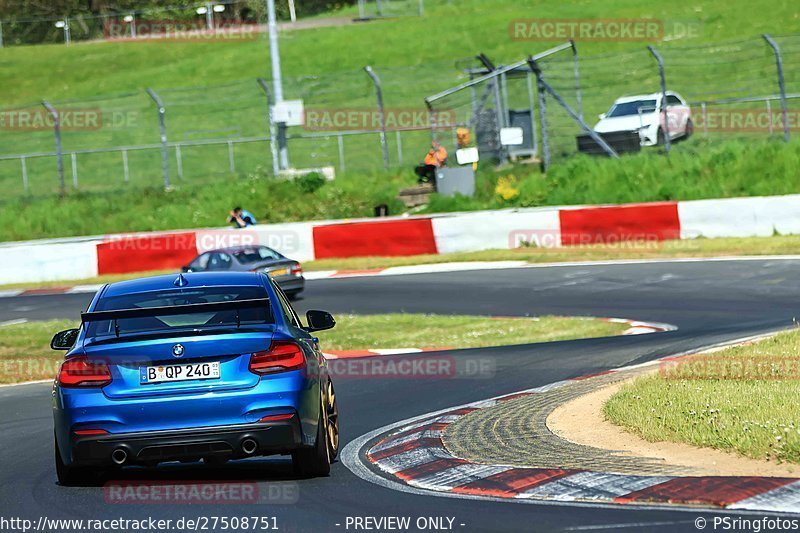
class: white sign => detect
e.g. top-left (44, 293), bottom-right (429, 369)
top-left (272, 100), bottom-right (305, 126)
top-left (456, 147), bottom-right (480, 165)
top-left (500, 127), bottom-right (524, 146)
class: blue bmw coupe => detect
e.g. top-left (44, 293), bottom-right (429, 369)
top-left (51, 271), bottom-right (339, 485)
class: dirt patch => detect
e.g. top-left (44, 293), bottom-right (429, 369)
top-left (547, 375), bottom-right (800, 477)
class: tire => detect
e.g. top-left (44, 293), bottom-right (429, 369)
top-left (292, 380), bottom-right (338, 477)
top-left (55, 434), bottom-right (94, 487)
top-left (656, 127), bottom-right (666, 146)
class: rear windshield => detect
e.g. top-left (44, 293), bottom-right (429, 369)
top-left (87, 286), bottom-right (273, 338)
top-left (233, 247), bottom-right (282, 264)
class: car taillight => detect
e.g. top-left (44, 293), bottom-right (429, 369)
top-left (58, 357), bottom-right (112, 388)
top-left (74, 429), bottom-right (109, 436)
top-left (249, 341), bottom-right (305, 375)
top-left (290, 264), bottom-right (303, 276)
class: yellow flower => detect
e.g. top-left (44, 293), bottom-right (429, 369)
top-left (495, 174), bottom-right (519, 201)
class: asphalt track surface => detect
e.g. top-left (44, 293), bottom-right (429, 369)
top-left (1, 258), bottom-right (799, 532)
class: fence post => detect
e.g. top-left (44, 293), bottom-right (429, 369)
top-left (526, 71), bottom-right (539, 156)
top-left (0, 21), bottom-right (4, 48)
top-left (364, 66), bottom-right (390, 171)
top-left (227, 140), bottom-right (235, 174)
top-left (763, 34), bottom-right (790, 142)
top-left (21, 156), bottom-right (27, 193)
top-left (257, 78), bottom-right (280, 176)
top-left (41, 100), bottom-right (65, 196)
top-left (701, 103), bottom-right (708, 138)
top-left (146, 88), bottom-right (170, 189)
top-left (647, 45), bottom-right (671, 154)
top-left (122, 149), bottom-right (129, 183)
top-left (396, 130), bottom-right (403, 166)
top-left (71, 152), bottom-right (78, 189)
top-left (570, 40), bottom-right (583, 121)
top-left (175, 145), bottom-right (183, 179)
top-left (766, 100), bottom-right (774, 136)
top-left (337, 134), bottom-right (345, 174)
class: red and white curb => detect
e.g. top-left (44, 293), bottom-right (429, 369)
top-left (341, 332), bottom-right (800, 514)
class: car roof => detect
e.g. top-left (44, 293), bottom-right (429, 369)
top-left (613, 92), bottom-right (681, 104)
top-left (101, 271), bottom-right (265, 297)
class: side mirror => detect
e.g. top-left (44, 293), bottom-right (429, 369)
top-left (181, 265), bottom-right (191, 273)
top-left (305, 310), bottom-right (335, 333)
top-left (598, 113), bottom-right (606, 120)
top-left (51, 329), bottom-right (79, 351)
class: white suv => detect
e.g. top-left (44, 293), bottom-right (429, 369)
top-left (593, 92), bottom-right (693, 146)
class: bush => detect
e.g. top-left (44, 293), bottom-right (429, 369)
top-left (295, 172), bottom-right (327, 194)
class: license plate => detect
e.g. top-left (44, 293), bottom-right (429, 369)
top-left (140, 362), bottom-right (220, 384)
top-left (269, 268), bottom-right (289, 277)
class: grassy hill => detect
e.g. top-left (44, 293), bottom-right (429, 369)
top-left (1, 0), bottom-right (799, 241)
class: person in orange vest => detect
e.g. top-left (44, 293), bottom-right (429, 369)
top-left (415, 140), bottom-right (447, 185)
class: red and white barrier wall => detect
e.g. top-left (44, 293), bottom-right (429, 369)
top-left (2, 194), bottom-right (800, 284)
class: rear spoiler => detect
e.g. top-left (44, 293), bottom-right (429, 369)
top-left (81, 298), bottom-right (271, 323)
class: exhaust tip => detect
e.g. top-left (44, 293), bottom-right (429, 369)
top-left (241, 439), bottom-right (258, 456)
top-left (111, 448), bottom-right (128, 465)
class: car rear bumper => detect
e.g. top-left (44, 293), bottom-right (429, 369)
top-left (70, 418), bottom-right (302, 466)
top-left (275, 276), bottom-right (305, 294)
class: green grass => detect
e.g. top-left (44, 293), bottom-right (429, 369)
top-left (3, 234), bottom-right (800, 291)
top-left (605, 329), bottom-right (800, 464)
top-left (0, 0), bottom-right (799, 239)
top-left (7, 136), bottom-right (800, 242)
top-left (0, 314), bottom-right (626, 384)
top-left (0, 319), bottom-right (74, 385)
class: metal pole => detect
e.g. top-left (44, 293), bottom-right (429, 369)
top-left (364, 66), bottom-right (390, 171)
top-left (647, 45), bottom-right (671, 153)
top-left (0, 21), bottom-right (4, 48)
top-left (337, 134), bottom-right (345, 174)
top-left (257, 77), bottom-right (280, 175)
top-left (396, 130), bottom-right (403, 166)
top-left (358, 0), bottom-right (365, 19)
top-left (64, 17), bottom-right (71, 44)
top-left (42, 101), bottom-right (65, 195)
top-left (288, 0), bottom-right (297, 22)
top-left (763, 34), bottom-right (790, 142)
top-left (175, 145), bottom-right (183, 179)
top-left (766, 100), bottom-right (774, 136)
top-left (376, 0), bottom-right (384, 17)
top-left (418, 0), bottom-right (424, 16)
top-left (130, 14), bottom-right (136, 38)
top-left (21, 156), bottom-right (27, 193)
top-left (228, 140), bottom-right (236, 174)
top-left (535, 76), bottom-right (550, 171)
top-left (146, 88), bottom-right (170, 189)
top-left (266, 0), bottom-right (289, 169)
top-left (70, 152), bottom-right (78, 188)
top-left (570, 40), bottom-right (583, 121)
top-left (701, 103), bottom-right (708, 138)
top-left (492, 78), bottom-right (506, 161)
top-left (526, 71), bottom-right (539, 155)
top-left (122, 149), bottom-right (129, 183)
top-left (206, 3), bottom-right (214, 30)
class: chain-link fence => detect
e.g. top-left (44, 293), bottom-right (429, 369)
top-left (427, 34), bottom-right (800, 169)
top-left (0, 57), bottom-right (465, 198)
